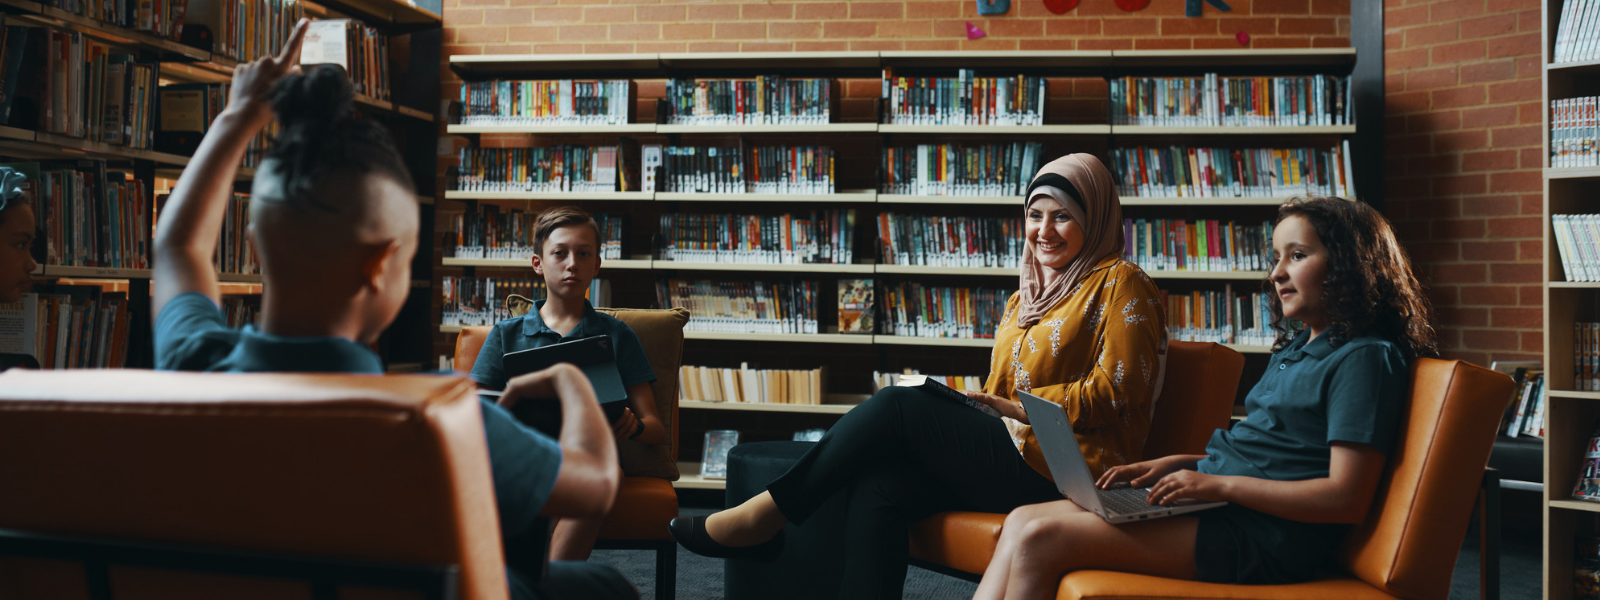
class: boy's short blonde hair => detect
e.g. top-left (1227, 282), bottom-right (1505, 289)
top-left (532, 206), bottom-right (601, 255)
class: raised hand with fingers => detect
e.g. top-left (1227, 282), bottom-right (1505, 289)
top-left (227, 18), bottom-right (310, 129)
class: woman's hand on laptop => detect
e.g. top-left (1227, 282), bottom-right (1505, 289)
top-left (1145, 469), bottom-right (1230, 506)
top-left (961, 390), bottom-right (1026, 422)
top-left (1097, 454), bottom-right (1205, 490)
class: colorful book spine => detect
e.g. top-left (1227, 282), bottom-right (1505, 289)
top-left (454, 146), bottom-right (620, 193)
top-left (1121, 218), bottom-right (1274, 273)
top-left (878, 282), bottom-right (1008, 340)
top-left (663, 76), bottom-right (831, 125)
top-left (459, 79), bottom-right (633, 126)
top-left (654, 279), bottom-right (820, 334)
top-left (1161, 287), bottom-right (1276, 347)
top-left (1110, 145), bottom-right (1353, 198)
top-left (877, 212), bottom-right (1022, 269)
top-left (880, 142), bottom-right (1043, 197)
top-left (882, 71), bottom-right (1045, 126)
top-left (1110, 74), bottom-right (1352, 127)
top-left (658, 211), bottom-right (854, 265)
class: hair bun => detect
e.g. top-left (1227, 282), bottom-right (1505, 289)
top-left (270, 63), bottom-right (354, 130)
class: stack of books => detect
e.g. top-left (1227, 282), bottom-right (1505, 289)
top-left (453, 146), bottom-right (620, 193)
top-left (662, 76), bottom-right (831, 125)
top-left (451, 205), bottom-right (624, 261)
top-left (458, 79), bottom-right (633, 126)
top-left (1162, 287), bottom-right (1276, 347)
top-left (872, 371), bottom-right (984, 392)
top-left (221, 296), bottom-right (258, 328)
top-left (212, 192), bottom-right (255, 276)
top-left (24, 161), bottom-right (150, 271)
top-left (659, 145), bottom-right (834, 194)
top-left (1501, 368), bottom-right (1546, 439)
top-left (678, 364), bottom-right (825, 405)
top-left (657, 211), bottom-right (855, 264)
top-left (188, 0), bottom-right (305, 62)
top-left (879, 283), bottom-right (1008, 340)
top-left (877, 213), bottom-right (1022, 269)
top-left (1551, 215), bottom-right (1600, 281)
top-left (1110, 74), bottom-right (1352, 127)
top-left (881, 71), bottom-right (1046, 126)
top-left (654, 279), bottom-right (819, 334)
top-left (1122, 218), bottom-right (1274, 273)
top-left (0, 285), bottom-right (133, 369)
top-left (1551, 97), bottom-right (1598, 168)
top-left (301, 19), bottom-right (389, 101)
top-left (1554, 0), bottom-right (1600, 63)
top-left (1110, 145), bottom-right (1354, 198)
top-left (880, 142), bottom-right (1044, 197)
top-left (14, 32), bottom-right (159, 147)
top-left (40, 0), bottom-right (189, 39)
top-left (1575, 323), bottom-right (1599, 392)
top-left (441, 276), bottom-right (544, 327)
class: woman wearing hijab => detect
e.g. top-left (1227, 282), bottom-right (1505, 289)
top-left (669, 154), bottom-right (1169, 599)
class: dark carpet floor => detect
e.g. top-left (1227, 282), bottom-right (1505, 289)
top-left (590, 504), bottom-right (1544, 600)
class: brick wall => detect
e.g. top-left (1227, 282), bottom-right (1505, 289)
top-left (1383, 0), bottom-right (1544, 366)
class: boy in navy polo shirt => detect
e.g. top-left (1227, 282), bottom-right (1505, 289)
top-left (149, 26), bottom-right (632, 600)
top-left (471, 206), bottom-right (664, 561)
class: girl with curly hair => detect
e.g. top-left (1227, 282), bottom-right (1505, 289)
top-left (972, 196), bottom-right (1438, 600)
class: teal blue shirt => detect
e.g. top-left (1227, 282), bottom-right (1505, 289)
top-left (470, 299), bottom-right (656, 391)
top-left (1197, 329), bottom-right (1410, 482)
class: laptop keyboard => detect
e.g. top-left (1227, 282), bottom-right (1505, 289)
top-left (1098, 486), bottom-right (1162, 515)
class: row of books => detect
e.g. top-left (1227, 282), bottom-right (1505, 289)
top-left (212, 192), bottom-right (255, 275)
top-left (301, 19), bottom-right (389, 102)
top-left (221, 296), bottom-right (258, 328)
top-left (871, 371), bottom-right (984, 393)
top-left (457, 79), bottom-right (632, 126)
top-left (678, 364), bottom-right (825, 405)
top-left (0, 286), bottom-right (132, 369)
top-left (1577, 323), bottom-right (1600, 391)
top-left (1122, 219), bottom-right (1275, 273)
top-left (879, 282), bottom-right (1009, 339)
top-left (1162, 288), bottom-right (1277, 347)
top-left (41, 0), bottom-right (187, 40)
top-left (657, 211), bottom-right (856, 265)
top-left (1554, 0), bottom-right (1600, 63)
top-left (453, 146), bottom-right (620, 193)
top-left (1501, 368), bottom-right (1546, 439)
top-left (188, 0), bottom-right (302, 62)
top-left (662, 77), bottom-right (831, 125)
top-left (8, 161), bottom-right (149, 270)
top-left (660, 145), bottom-right (836, 195)
top-left (1109, 74), bottom-right (1352, 127)
top-left (449, 205), bottom-right (624, 260)
top-left (12, 31), bottom-right (159, 147)
top-left (1552, 97), bottom-right (1600, 168)
top-left (877, 213), bottom-right (1023, 269)
top-left (1109, 144), bottom-right (1355, 199)
top-left (157, 82), bottom-right (275, 167)
top-left (879, 142), bottom-right (1045, 197)
top-left (1551, 215), bottom-right (1600, 282)
top-left (653, 279), bottom-right (820, 334)
top-left (882, 72), bottom-right (1047, 126)
top-left (440, 276), bottom-right (612, 326)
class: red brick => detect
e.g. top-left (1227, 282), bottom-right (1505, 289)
top-left (1461, 105), bottom-right (1519, 129)
top-left (1435, 129), bottom-right (1488, 151)
top-left (1046, 19), bottom-right (1103, 36)
top-left (740, 41), bottom-right (793, 52)
top-left (850, 2), bottom-right (905, 19)
top-left (1135, 38), bottom-right (1193, 50)
top-left (1520, 148), bottom-right (1545, 170)
top-left (533, 6), bottom-right (582, 22)
top-left (1427, 284), bottom-right (1460, 308)
top-left (1461, 285), bottom-right (1519, 306)
top-left (1433, 174), bottom-right (1486, 196)
top-left (906, 1), bottom-right (963, 18)
top-left (1219, 17), bottom-right (1278, 34)
top-left (1517, 56), bottom-right (1542, 79)
top-left (1486, 32), bottom-right (1540, 58)
top-left (1463, 195), bottom-right (1523, 218)
top-left (987, 19), bottom-right (1042, 37)
top-left (444, 8), bottom-right (484, 25)
top-left (1434, 41), bottom-right (1489, 66)
top-left (685, 41), bottom-right (738, 52)
top-left (1074, 78), bottom-right (1109, 96)
top-left (1160, 18), bottom-right (1218, 36)
top-left (1462, 329), bottom-right (1520, 350)
top-left (1433, 218), bottom-right (1488, 240)
top-left (1278, 17), bottom-right (1337, 35)
top-left (1023, 38), bottom-right (1080, 50)
top-left (1515, 285), bottom-right (1544, 307)
top-left (742, 3), bottom-right (794, 20)
top-left (796, 3), bottom-right (848, 19)
top-left (1489, 171), bottom-right (1541, 193)
top-left (1461, 14), bottom-right (1517, 39)
top-left (1253, 0), bottom-right (1311, 14)
top-left (1518, 8), bottom-right (1542, 31)
top-left (823, 21), bottom-right (877, 38)
top-left (1461, 150), bottom-right (1519, 173)
top-left (581, 43), bottom-right (634, 54)
top-left (1462, 60), bottom-right (1516, 84)
top-left (507, 25), bottom-right (557, 41)
top-left (456, 26), bottom-right (508, 43)
top-left (1520, 331), bottom-right (1543, 353)
top-left (531, 43), bottom-right (584, 53)
top-left (854, 40), bottom-right (909, 51)
top-left (1103, 18), bottom-right (1158, 36)
top-left (1311, 0), bottom-right (1350, 13)
top-left (1491, 307), bottom-right (1542, 328)
top-left (769, 21), bottom-right (821, 39)
top-left (1386, 5), bottom-right (1429, 28)
top-left (1434, 263), bottom-right (1488, 283)
top-left (635, 5), bottom-right (684, 22)
top-left (557, 24), bottom-right (607, 41)
top-left (902, 40), bottom-right (961, 51)
top-left (1407, 240), bottom-right (1462, 262)
top-left (1405, 23), bottom-right (1459, 48)
top-left (1079, 38), bottom-right (1136, 50)
top-left (1408, 154), bottom-right (1458, 175)
top-left (1387, 48), bottom-right (1429, 71)
top-left (1405, 66), bottom-right (1458, 91)
top-left (662, 23), bottom-right (713, 40)
top-left (1520, 240), bottom-right (1543, 261)
top-left (1486, 216), bottom-right (1541, 239)
top-left (609, 24), bottom-right (659, 41)
top-left (1429, 0), bottom-right (1483, 22)
top-left (1439, 307), bottom-right (1491, 327)
top-left (583, 6), bottom-right (633, 22)
top-left (1432, 86), bottom-right (1486, 109)
top-left (1249, 36), bottom-right (1312, 48)
top-left (715, 22), bottom-right (766, 39)
top-left (1463, 240), bottom-right (1520, 261)
top-left (1488, 0), bottom-right (1539, 12)
top-left (1491, 263), bottom-right (1541, 283)
top-left (687, 5), bottom-right (739, 21)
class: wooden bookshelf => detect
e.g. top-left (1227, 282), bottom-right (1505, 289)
top-left (877, 124), bottom-right (1111, 135)
top-left (445, 191), bottom-right (654, 202)
top-left (655, 192), bottom-right (876, 203)
top-left (442, 257), bottom-right (653, 269)
top-left (873, 336), bottom-right (995, 348)
top-left (656, 261), bottom-right (876, 274)
top-left (876, 195), bottom-right (1018, 205)
top-left (655, 123), bottom-right (877, 134)
top-left (1145, 270), bottom-right (1269, 280)
top-left (446, 124), bottom-right (657, 135)
top-left (683, 331), bottom-right (875, 344)
top-left (1120, 196), bottom-right (1296, 206)
top-left (874, 265), bottom-right (1013, 277)
top-left (1111, 125), bottom-right (1357, 136)
top-left (674, 463), bottom-right (727, 490)
top-left (681, 400), bottom-right (857, 415)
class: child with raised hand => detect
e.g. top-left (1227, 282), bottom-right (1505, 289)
top-left (469, 205), bottom-right (665, 561)
top-left (973, 197), bottom-right (1438, 600)
top-left (0, 167), bottom-right (38, 370)
top-left (150, 22), bottom-right (633, 600)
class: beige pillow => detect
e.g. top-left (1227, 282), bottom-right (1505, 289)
top-left (598, 307), bottom-right (688, 480)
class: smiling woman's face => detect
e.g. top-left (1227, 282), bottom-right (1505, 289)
top-left (1025, 195), bottom-right (1085, 270)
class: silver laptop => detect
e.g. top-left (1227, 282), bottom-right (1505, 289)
top-left (1019, 391), bottom-right (1225, 523)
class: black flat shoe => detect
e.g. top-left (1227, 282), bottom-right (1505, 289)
top-left (668, 515), bottom-right (786, 563)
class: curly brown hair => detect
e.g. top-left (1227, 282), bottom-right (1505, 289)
top-left (1268, 197), bottom-right (1439, 362)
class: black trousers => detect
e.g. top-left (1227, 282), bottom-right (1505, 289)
top-left (509, 561), bottom-right (638, 600)
top-left (766, 386), bottom-right (1061, 600)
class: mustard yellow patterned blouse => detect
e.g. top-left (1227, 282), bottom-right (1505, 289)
top-left (983, 253), bottom-right (1169, 480)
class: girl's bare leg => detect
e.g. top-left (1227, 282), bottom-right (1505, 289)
top-left (974, 500), bottom-right (1201, 600)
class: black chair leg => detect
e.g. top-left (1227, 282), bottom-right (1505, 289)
top-left (1478, 468), bottom-right (1501, 600)
top-left (655, 542), bottom-right (676, 600)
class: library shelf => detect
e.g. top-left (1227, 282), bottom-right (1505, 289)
top-left (874, 264), bottom-right (1013, 277)
top-left (683, 331), bottom-right (875, 344)
top-left (218, 282), bottom-right (263, 295)
top-left (440, 257), bottom-right (654, 269)
top-left (1110, 125), bottom-right (1356, 135)
top-left (385, 362), bottom-right (426, 373)
top-left (1550, 282), bottom-right (1600, 289)
top-left (0, 126), bottom-right (34, 142)
top-left (1549, 500), bottom-right (1600, 514)
top-left (311, 0), bottom-right (442, 31)
top-left (1549, 389), bottom-right (1600, 401)
top-left (877, 195), bottom-right (1018, 205)
top-left (444, 191), bottom-right (655, 202)
top-left (218, 273), bottom-right (263, 283)
top-left (1110, 48), bottom-right (1356, 68)
top-left (160, 61), bottom-right (235, 85)
top-left (658, 51), bottom-right (882, 77)
top-left (1224, 344), bottom-right (1273, 355)
top-left (655, 191), bottom-right (877, 203)
top-left (1144, 270), bottom-right (1269, 280)
top-left (39, 266), bottom-right (151, 279)
top-left (654, 261), bottom-right (876, 274)
top-left (445, 124), bottom-right (659, 135)
top-left (440, 325), bottom-right (462, 333)
top-left (654, 123), bottom-right (878, 134)
top-left (879, 50), bottom-right (1113, 71)
top-left (673, 463), bottom-right (726, 490)
top-left (1547, 57), bottom-right (1600, 73)
top-left (1545, 166), bottom-right (1600, 179)
top-left (29, 132), bottom-right (192, 166)
top-left (395, 105), bottom-right (435, 122)
top-left (878, 124), bottom-right (1111, 135)
top-left (449, 53), bottom-right (663, 78)
top-left (680, 400), bottom-right (857, 415)
top-left (1120, 196), bottom-right (1296, 206)
top-left (0, 0), bottom-right (210, 62)
top-left (154, 166), bottom-right (256, 181)
top-left (872, 336), bottom-right (994, 348)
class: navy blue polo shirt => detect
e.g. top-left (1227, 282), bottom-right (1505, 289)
top-left (470, 299), bottom-right (656, 391)
top-left (1197, 329), bottom-right (1409, 482)
top-left (153, 291), bottom-right (560, 540)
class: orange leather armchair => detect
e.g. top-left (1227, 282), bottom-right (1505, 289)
top-left (456, 307), bottom-right (688, 600)
top-left (1053, 358), bottom-right (1514, 600)
top-left (0, 369), bottom-right (505, 600)
top-left (908, 341), bottom-right (1247, 578)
